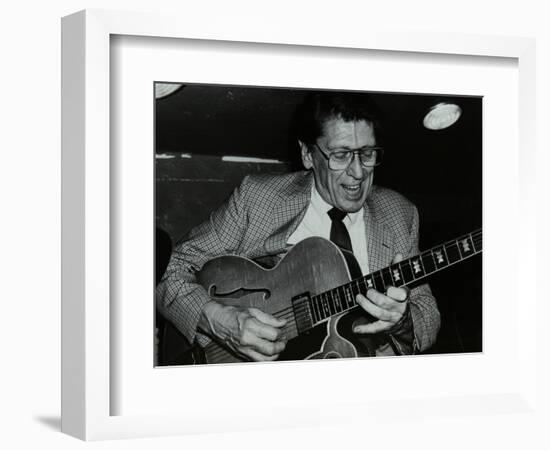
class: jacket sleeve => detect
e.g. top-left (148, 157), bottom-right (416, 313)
top-left (391, 205), bottom-right (441, 353)
top-left (155, 176), bottom-right (251, 346)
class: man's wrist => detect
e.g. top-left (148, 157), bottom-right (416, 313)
top-left (388, 301), bottom-right (412, 335)
top-left (387, 302), bottom-right (414, 354)
top-left (198, 301), bottom-right (227, 337)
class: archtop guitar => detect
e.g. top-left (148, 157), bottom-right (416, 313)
top-left (192, 229), bottom-right (482, 364)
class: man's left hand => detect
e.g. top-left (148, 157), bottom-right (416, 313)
top-left (354, 287), bottom-right (409, 334)
top-left (353, 253), bottom-right (409, 334)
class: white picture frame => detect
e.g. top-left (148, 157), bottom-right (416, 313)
top-left (61, 9), bottom-right (537, 441)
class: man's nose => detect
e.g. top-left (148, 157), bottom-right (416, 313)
top-left (346, 152), bottom-right (364, 179)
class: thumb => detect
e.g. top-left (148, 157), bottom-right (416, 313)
top-left (392, 252), bottom-right (404, 264)
top-left (248, 308), bottom-right (286, 327)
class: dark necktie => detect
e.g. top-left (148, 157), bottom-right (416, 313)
top-left (327, 207), bottom-right (362, 279)
top-left (328, 207), bottom-right (353, 253)
top-left (328, 208), bottom-right (381, 356)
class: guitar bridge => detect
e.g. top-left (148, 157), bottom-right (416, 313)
top-left (291, 293), bottom-right (314, 335)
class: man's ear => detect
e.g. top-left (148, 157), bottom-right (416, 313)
top-left (299, 141), bottom-right (313, 169)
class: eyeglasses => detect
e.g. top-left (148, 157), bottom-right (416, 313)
top-left (313, 143), bottom-right (384, 171)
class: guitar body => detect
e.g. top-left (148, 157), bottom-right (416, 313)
top-left (196, 237), bottom-right (379, 364)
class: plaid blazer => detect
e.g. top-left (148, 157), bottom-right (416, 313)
top-left (156, 171), bottom-right (440, 352)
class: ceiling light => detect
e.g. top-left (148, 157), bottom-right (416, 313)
top-left (423, 102), bottom-right (462, 130)
top-left (155, 83), bottom-right (183, 99)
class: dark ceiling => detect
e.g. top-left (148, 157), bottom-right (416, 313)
top-left (155, 84), bottom-right (480, 159)
top-left (155, 83), bottom-right (482, 201)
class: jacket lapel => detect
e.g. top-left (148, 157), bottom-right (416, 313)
top-left (364, 190), bottom-right (394, 272)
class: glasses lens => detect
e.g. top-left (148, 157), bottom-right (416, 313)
top-left (329, 151), bottom-right (351, 169)
top-left (359, 148), bottom-right (379, 166)
top-left (328, 148), bottom-right (382, 170)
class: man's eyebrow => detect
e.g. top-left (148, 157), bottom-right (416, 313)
top-left (327, 145), bottom-right (376, 151)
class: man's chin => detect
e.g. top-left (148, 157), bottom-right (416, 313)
top-left (337, 199), bottom-right (365, 213)
top-left (337, 190), bottom-right (368, 212)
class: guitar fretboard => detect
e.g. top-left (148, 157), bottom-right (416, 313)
top-left (291, 229), bottom-right (482, 335)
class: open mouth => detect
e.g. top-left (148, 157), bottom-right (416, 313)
top-left (342, 183), bottom-right (361, 194)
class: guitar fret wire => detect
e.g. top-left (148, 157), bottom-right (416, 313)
top-left (395, 265), bottom-right (404, 286)
top-left (407, 258), bottom-right (415, 277)
top-left (386, 266), bottom-right (394, 286)
top-left (417, 251), bottom-right (426, 275)
top-left (441, 242), bottom-right (450, 265)
top-left (427, 248), bottom-right (437, 271)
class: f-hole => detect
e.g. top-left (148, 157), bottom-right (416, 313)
top-left (209, 285), bottom-right (271, 300)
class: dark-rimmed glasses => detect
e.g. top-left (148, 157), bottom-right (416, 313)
top-left (313, 143), bottom-right (384, 171)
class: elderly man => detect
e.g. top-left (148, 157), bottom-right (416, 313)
top-left (156, 91), bottom-right (440, 363)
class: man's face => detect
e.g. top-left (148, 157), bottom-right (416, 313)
top-left (301, 116), bottom-right (376, 213)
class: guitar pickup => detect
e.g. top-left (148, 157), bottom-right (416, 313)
top-left (291, 293), bottom-right (315, 335)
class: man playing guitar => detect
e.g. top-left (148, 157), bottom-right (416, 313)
top-left (156, 91), bottom-right (442, 363)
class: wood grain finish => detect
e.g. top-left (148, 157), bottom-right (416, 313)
top-left (197, 238), bottom-right (352, 363)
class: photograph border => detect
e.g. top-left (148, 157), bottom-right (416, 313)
top-left (61, 9), bottom-right (537, 440)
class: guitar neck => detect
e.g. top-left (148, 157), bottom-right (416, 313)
top-left (288, 229), bottom-right (482, 337)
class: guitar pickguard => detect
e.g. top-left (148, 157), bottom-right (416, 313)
top-left (305, 313), bottom-right (358, 360)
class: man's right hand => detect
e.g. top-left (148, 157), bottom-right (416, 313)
top-left (198, 301), bottom-right (287, 361)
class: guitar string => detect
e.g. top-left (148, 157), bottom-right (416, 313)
top-left (204, 315), bottom-right (304, 361)
top-left (207, 322), bottom-right (304, 359)
top-left (204, 234), bottom-right (484, 361)
top-left (263, 239), bottom-right (484, 325)
top-left (270, 232), bottom-right (482, 320)
top-left (204, 233), bottom-right (482, 361)
top-left (204, 308), bottom-right (306, 360)
top-left (206, 233), bottom-right (483, 359)
top-left (224, 231), bottom-right (483, 322)
top-left (205, 261), bottom-right (484, 362)
top-left (206, 265), bottom-right (483, 362)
